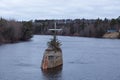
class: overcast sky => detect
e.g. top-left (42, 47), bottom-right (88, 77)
top-left (0, 0), bottom-right (120, 20)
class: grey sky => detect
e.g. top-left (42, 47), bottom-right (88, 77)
top-left (0, 0), bottom-right (120, 20)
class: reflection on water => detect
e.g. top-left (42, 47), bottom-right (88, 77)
top-left (41, 66), bottom-right (63, 80)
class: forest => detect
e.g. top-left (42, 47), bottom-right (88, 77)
top-left (0, 16), bottom-right (120, 44)
top-left (0, 18), bottom-right (33, 44)
top-left (33, 16), bottom-right (120, 38)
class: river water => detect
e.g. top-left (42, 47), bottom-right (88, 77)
top-left (0, 35), bottom-right (120, 80)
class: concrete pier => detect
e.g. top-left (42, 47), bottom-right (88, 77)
top-left (41, 48), bottom-right (63, 69)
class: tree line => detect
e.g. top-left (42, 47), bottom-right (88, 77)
top-left (0, 16), bottom-right (120, 44)
top-left (33, 16), bottom-right (120, 38)
top-left (0, 18), bottom-right (33, 44)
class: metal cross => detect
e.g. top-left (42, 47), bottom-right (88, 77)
top-left (49, 22), bottom-right (62, 42)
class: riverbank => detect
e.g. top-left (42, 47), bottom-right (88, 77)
top-left (0, 18), bottom-right (33, 45)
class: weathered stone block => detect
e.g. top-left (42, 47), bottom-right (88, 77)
top-left (41, 48), bottom-right (63, 69)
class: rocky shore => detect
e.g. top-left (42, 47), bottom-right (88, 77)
top-left (103, 32), bottom-right (120, 39)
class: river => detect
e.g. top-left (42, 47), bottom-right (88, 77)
top-left (0, 35), bottom-right (120, 80)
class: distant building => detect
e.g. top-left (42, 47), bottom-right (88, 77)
top-left (56, 20), bottom-right (65, 24)
top-left (65, 19), bottom-right (73, 23)
top-left (107, 29), bottom-right (117, 33)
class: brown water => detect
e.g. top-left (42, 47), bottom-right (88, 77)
top-left (0, 35), bottom-right (120, 80)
